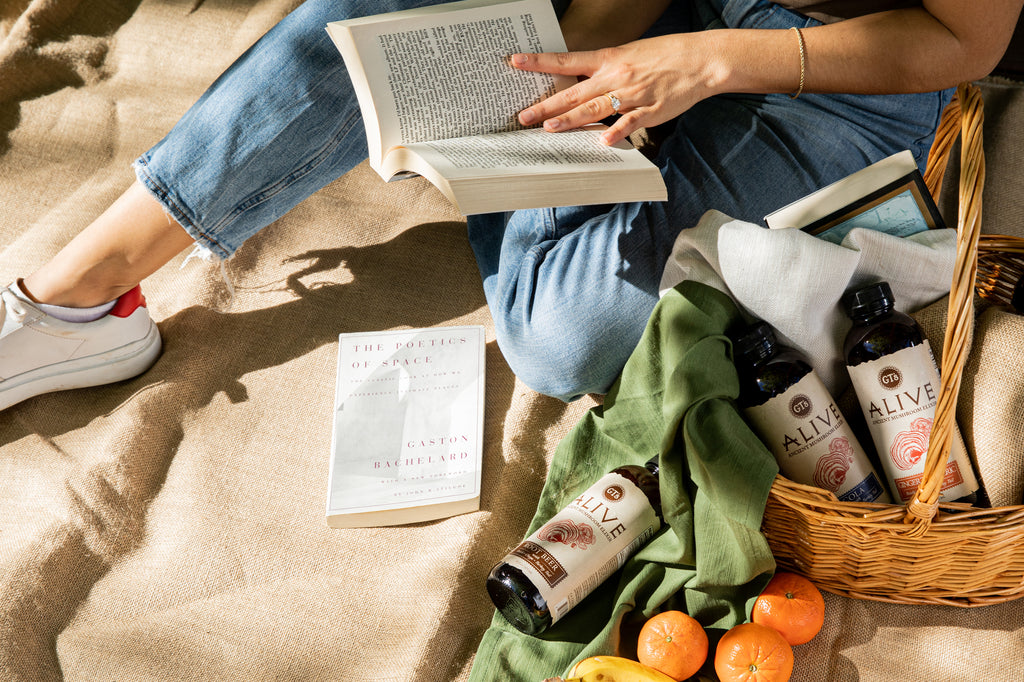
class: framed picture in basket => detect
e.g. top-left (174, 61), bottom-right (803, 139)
top-left (764, 150), bottom-right (945, 245)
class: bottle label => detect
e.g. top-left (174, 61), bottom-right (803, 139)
top-left (743, 372), bottom-right (890, 502)
top-left (847, 342), bottom-right (979, 502)
top-left (837, 472), bottom-right (886, 503)
top-left (500, 471), bottom-right (660, 626)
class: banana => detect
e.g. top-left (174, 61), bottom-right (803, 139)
top-left (570, 656), bottom-right (636, 677)
top-left (565, 656), bottom-right (677, 682)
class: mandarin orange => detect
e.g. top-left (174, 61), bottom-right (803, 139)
top-left (714, 622), bottom-right (794, 682)
top-left (636, 610), bottom-right (708, 681)
top-left (751, 572), bottom-right (826, 646)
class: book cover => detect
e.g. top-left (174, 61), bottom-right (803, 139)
top-left (764, 150), bottom-right (945, 244)
top-left (326, 325), bottom-right (486, 528)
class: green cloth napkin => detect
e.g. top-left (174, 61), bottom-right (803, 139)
top-left (468, 281), bottom-right (780, 682)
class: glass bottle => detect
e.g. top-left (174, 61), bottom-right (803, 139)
top-left (732, 321), bottom-right (890, 503)
top-left (486, 457), bottom-right (662, 636)
top-left (842, 281), bottom-right (979, 503)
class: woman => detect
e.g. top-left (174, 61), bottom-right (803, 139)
top-left (1, 0), bottom-right (1020, 409)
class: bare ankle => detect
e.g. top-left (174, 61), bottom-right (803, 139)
top-left (19, 274), bottom-right (131, 308)
top-left (19, 180), bottom-right (194, 308)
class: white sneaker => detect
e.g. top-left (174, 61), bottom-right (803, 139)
top-left (0, 283), bottom-right (162, 411)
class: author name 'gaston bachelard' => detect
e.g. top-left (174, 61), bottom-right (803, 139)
top-left (374, 434), bottom-right (473, 470)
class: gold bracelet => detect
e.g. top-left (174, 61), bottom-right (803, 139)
top-left (790, 26), bottom-right (806, 99)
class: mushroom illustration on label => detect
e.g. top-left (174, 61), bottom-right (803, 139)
top-left (813, 437), bottom-right (855, 492)
top-left (890, 417), bottom-right (932, 470)
top-left (537, 519), bottom-right (595, 549)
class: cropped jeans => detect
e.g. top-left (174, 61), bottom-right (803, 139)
top-left (134, 0), bottom-right (953, 402)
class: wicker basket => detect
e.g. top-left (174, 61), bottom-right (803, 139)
top-left (760, 83), bottom-right (1024, 607)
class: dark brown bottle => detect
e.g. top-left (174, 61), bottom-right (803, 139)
top-left (842, 282), bottom-right (979, 503)
top-left (732, 321), bottom-right (889, 502)
top-left (486, 457), bottom-right (662, 636)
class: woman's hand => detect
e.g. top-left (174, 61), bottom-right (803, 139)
top-left (511, 33), bottom-right (720, 146)
top-left (512, 0), bottom-right (1024, 147)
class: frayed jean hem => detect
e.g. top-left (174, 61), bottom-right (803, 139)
top-left (133, 157), bottom-right (233, 260)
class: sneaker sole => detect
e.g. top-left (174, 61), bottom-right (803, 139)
top-left (0, 321), bottom-right (162, 411)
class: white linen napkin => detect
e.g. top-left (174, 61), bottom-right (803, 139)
top-left (658, 210), bottom-right (958, 394)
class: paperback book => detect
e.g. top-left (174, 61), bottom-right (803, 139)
top-left (326, 325), bottom-right (486, 528)
top-left (325, 0), bottom-right (666, 215)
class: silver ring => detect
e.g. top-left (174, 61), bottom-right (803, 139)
top-left (604, 92), bottom-right (621, 114)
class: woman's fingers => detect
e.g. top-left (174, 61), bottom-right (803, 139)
top-left (510, 50), bottom-right (598, 76)
top-left (600, 110), bottom-right (646, 146)
top-left (520, 81), bottom-right (643, 145)
top-left (511, 35), bottom-right (701, 145)
top-left (513, 50), bottom-right (610, 127)
top-left (533, 88), bottom-right (622, 130)
top-left (513, 47), bottom-right (658, 143)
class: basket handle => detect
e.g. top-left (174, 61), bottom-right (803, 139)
top-left (904, 83), bottom-right (985, 530)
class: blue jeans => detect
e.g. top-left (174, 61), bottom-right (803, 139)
top-left (134, 0), bottom-right (953, 401)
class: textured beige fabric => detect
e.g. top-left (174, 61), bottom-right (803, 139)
top-left (2, 1), bottom-right (1024, 680)
top-left (938, 77), bottom-right (1024, 237)
top-left (959, 307), bottom-right (1024, 507)
top-left (1, 2), bottom-right (593, 679)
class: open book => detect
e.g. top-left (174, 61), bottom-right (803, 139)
top-left (326, 326), bottom-right (486, 528)
top-left (764, 150), bottom-right (945, 244)
top-left (326, 0), bottom-right (666, 215)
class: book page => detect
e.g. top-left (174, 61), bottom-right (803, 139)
top-left (385, 124), bottom-right (666, 214)
top-left (326, 326), bottom-right (485, 526)
top-left (333, 0), bottom-right (570, 158)
top-left (399, 126), bottom-right (655, 179)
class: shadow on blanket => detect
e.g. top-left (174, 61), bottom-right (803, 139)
top-left (0, 0), bottom-right (144, 150)
top-left (0, 212), bottom-right (533, 680)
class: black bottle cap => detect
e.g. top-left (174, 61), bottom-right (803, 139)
top-left (843, 281), bottom-right (895, 321)
top-left (644, 456), bottom-right (660, 477)
top-left (732, 321), bottom-right (777, 367)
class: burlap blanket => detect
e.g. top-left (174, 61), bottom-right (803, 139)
top-left (2, 1), bottom-right (1024, 680)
